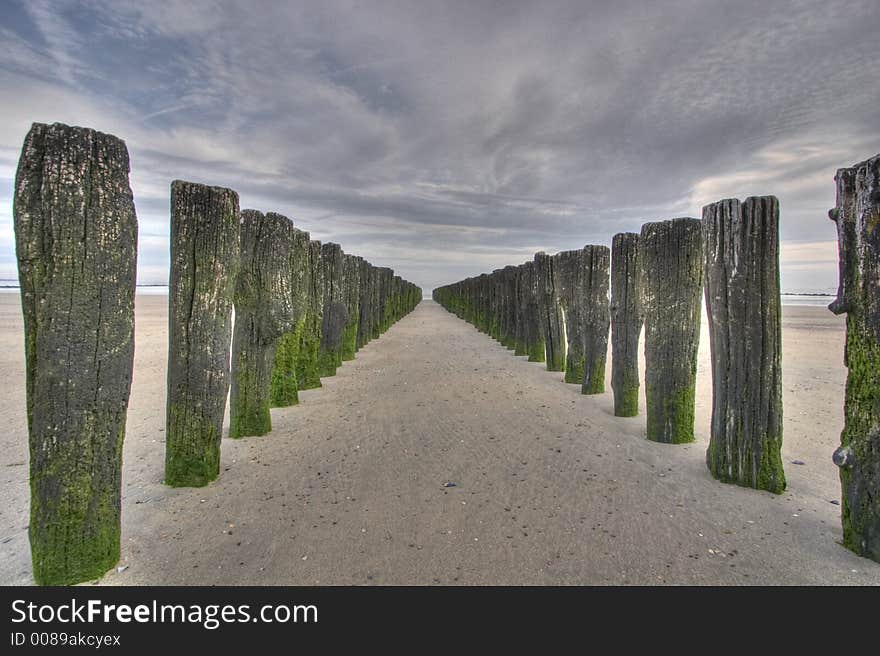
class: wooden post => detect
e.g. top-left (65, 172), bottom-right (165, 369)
top-left (165, 180), bottom-right (239, 487)
top-left (579, 246), bottom-right (610, 395)
top-left (14, 122), bottom-right (137, 584)
top-left (268, 224), bottom-right (310, 408)
top-left (501, 266), bottom-right (518, 349)
top-left (640, 218), bottom-right (703, 443)
top-left (229, 211), bottom-right (296, 437)
top-left (519, 261), bottom-right (545, 362)
top-left (317, 242), bottom-right (346, 377)
top-left (703, 197), bottom-right (785, 493)
top-left (534, 252), bottom-right (565, 372)
top-left (296, 239), bottom-right (324, 390)
top-left (555, 249), bottom-right (586, 384)
top-left (357, 261), bottom-right (374, 349)
top-left (610, 233), bottom-right (642, 416)
top-left (828, 153), bottom-right (880, 561)
top-left (340, 254), bottom-right (362, 361)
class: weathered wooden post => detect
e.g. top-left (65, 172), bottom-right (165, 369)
top-left (269, 224), bottom-right (310, 408)
top-left (317, 242), bottom-right (347, 377)
top-left (371, 266), bottom-right (383, 337)
top-left (580, 246), bottom-right (610, 395)
top-left (489, 269), bottom-right (503, 341)
top-left (14, 122), bottom-right (137, 584)
top-left (555, 250), bottom-right (586, 383)
top-left (376, 267), bottom-right (394, 335)
top-left (534, 252), bottom-right (565, 371)
top-left (640, 218), bottom-right (703, 443)
top-left (296, 239), bottom-right (324, 390)
top-left (473, 274), bottom-right (486, 332)
top-left (828, 153), bottom-right (880, 561)
top-left (361, 262), bottom-right (373, 346)
top-left (610, 233), bottom-right (642, 416)
top-left (340, 254), bottom-right (361, 360)
top-left (703, 197), bottom-right (785, 493)
top-left (357, 261), bottom-right (374, 349)
top-left (165, 180), bottom-right (240, 487)
top-left (501, 265), bottom-right (518, 350)
top-left (517, 261), bottom-right (545, 362)
top-left (229, 211), bottom-right (295, 438)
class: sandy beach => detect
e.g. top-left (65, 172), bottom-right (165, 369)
top-left (0, 293), bottom-right (877, 585)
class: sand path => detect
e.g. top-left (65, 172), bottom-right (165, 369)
top-left (1, 296), bottom-right (878, 585)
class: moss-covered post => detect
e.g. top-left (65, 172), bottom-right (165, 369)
top-left (527, 261), bottom-right (545, 362)
top-left (295, 239), bottom-right (324, 389)
top-left (340, 254), bottom-right (361, 360)
top-left (471, 274), bottom-right (483, 332)
top-left (828, 153), bottom-right (880, 562)
top-left (229, 211), bottom-right (295, 438)
top-left (269, 225), bottom-right (310, 408)
top-left (373, 266), bottom-right (384, 334)
top-left (501, 265), bottom-right (518, 349)
top-left (578, 246), bottom-right (611, 395)
top-left (534, 252), bottom-right (565, 371)
top-left (357, 261), bottom-right (374, 349)
top-left (703, 197), bottom-right (785, 493)
top-left (392, 275), bottom-right (405, 323)
top-left (376, 267), bottom-right (393, 335)
top-left (554, 250), bottom-right (584, 382)
top-left (14, 122), bottom-right (137, 585)
top-left (640, 218), bottom-right (703, 443)
top-left (516, 261), bottom-right (544, 362)
top-left (488, 269), bottom-right (502, 340)
top-left (494, 270), bottom-right (506, 344)
top-left (317, 242), bottom-right (346, 377)
top-left (610, 233), bottom-right (642, 416)
top-left (482, 273), bottom-right (492, 335)
top-left (371, 266), bottom-right (383, 337)
top-left (165, 181), bottom-right (239, 487)
top-left (512, 267), bottom-right (526, 355)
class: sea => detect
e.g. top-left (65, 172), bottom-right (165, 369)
top-left (0, 280), bottom-right (836, 306)
top-left (0, 280), bottom-right (171, 295)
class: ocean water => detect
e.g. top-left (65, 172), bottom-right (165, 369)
top-left (0, 282), bottom-right (834, 306)
top-left (0, 282), bottom-right (170, 295)
top-left (780, 294), bottom-right (835, 307)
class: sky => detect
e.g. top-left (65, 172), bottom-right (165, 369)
top-left (1, 0), bottom-right (878, 295)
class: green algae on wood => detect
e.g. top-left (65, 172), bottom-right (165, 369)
top-left (828, 153), bottom-right (880, 562)
top-left (703, 197), bottom-right (785, 494)
top-left (534, 252), bottom-right (566, 372)
top-left (519, 261), bottom-right (545, 363)
top-left (317, 242), bottom-right (346, 377)
top-left (554, 246), bottom-right (610, 392)
top-left (268, 224), bottom-right (310, 408)
top-left (165, 180), bottom-right (240, 488)
top-left (375, 266), bottom-right (394, 336)
top-left (296, 239), bottom-right (325, 390)
top-left (14, 122), bottom-right (137, 585)
top-left (610, 233), bottom-right (642, 416)
top-left (579, 246), bottom-right (610, 395)
top-left (229, 210), bottom-right (297, 438)
top-left (554, 250), bottom-right (586, 384)
top-left (640, 217), bottom-right (703, 444)
top-left (357, 260), bottom-right (375, 349)
top-left (340, 254), bottom-right (361, 360)
top-left (270, 322), bottom-right (303, 407)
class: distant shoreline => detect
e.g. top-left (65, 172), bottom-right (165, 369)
top-left (0, 285), bottom-right (838, 296)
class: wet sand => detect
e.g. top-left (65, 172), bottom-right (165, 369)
top-left (0, 294), bottom-right (877, 585)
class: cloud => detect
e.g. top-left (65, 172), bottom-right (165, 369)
top-left (0, 0), bottom-right (878, 292)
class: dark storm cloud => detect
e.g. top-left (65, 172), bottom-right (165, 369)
top-left (0, 0), bottom-right (877, 292)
